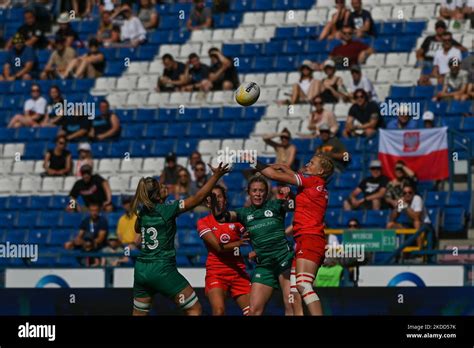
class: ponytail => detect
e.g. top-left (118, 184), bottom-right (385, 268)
top-left (131, 177), bottom-right (159, 215)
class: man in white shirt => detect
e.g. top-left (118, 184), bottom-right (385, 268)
top-left (439, 0), bottom-right (464, 20)
top-left (7, 83), bottom-right (48, 128)
top-left (347, 65), bottom-right (378, 102)
top-left (433, 32), bottom-right (462, 84)
top-left (119, 4), bottom-right (146, 47)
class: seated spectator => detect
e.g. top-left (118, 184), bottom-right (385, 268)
top-left (97, 10), bottom-right (121, 45)
top-left (7, 9), bottom-right (48, 49)
top-left (45, 85), bottom-right (65, 124)
top-left (384, 161), bottom-right (417, 209)
top-left (61, 38), bottom-right (106, 79)
top-left (344, 160), bottom-right (388, 210)
top-left (204, 47), bottom-right (239, 91)
top-left (55, 12), bottom-right (81, 48)
top-left (329, 26), bottom-right (373, 68)
top-left (156, 54), bottom-right (187, 92)
top-left (187, 150), bottom-right (207, 181)
top-left (182, 53), bottom-right (211, 92)
top-left (315, 123), bottom-right (348, 172)
top-left (319, 0), bottom-right (351, 41)
top-left (318, 59), bottom-right (349, 103)
top-left (116, 195), bottom-right (138, 248)
top-left (213, 0), bottom-right (230, 13)
top-left (74, 142), bottom-right (94, 177)
top-left (348, 0), bottom-right (376, 37)
top-left (64, 203), bottom-right (108, 250)
top-left (101, 234), bottom-right (129, 267)
top-left (7, 83), bottom-right (47, 128)
top-left (54, 108), bottom-right (92, 142)
top-left (68, 164), bottom-right (113, 212)
top-left (118, 4), bottom-right (147, 47)
top-left (387, 184), bottom-right (432, 248)
top-left (347, 64), bottom-right (378, 102)
top-left (41, 36), bottom-right (76, 80)
top-left (190, 160), bottom-right (214, 212)
top-left (175, 168), bottom-right (193, 200)
top-left (347, 218), bottom-right (360, 229)
top-left (187, 0), bottom-right (212, 31)
top-left (305, 96), bottom-right (339, 136)
top-left (432, 32), bottom-right (462, 85)
top-left (386, 104), bottom-right (418, 130)
top-left (88, 100), bottom-right (121, 141)
top-left (159, 152), bottom-right (182, 189)
top-left (280, 60), bottom-right (320, 105)
top-left (434, 57), bottom-right (470, 101)
top-left (138, 0), bottom-right (159, 30)
top-left (422, 111), bottom-right (435, 128)
top-left (43, 135), bottom-right (72, 176)
top-left (2, 33), bottom-right (38, 81)
top-left (343, 88), bottom-right (382, 137)
top-left (71, 0), bottom-right (93, 18)
top-left (439, 0), bottom-right (464, 20)
top-left (263, 128), bottom-right (297, 170)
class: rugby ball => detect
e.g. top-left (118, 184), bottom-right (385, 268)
top-left (235, 82), bottom-right (260, 106)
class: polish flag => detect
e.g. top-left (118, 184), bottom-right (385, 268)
top-left (378, 127), bottom-right (449, 181)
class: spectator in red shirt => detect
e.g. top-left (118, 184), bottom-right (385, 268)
top-left (329, 26), bottom-right (373, 68)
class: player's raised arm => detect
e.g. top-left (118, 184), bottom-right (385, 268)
top-left (254, 161), bottom-right (298, 186)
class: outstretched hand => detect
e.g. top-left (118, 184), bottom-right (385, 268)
top-left (208, 162), bottom-right (231, 177)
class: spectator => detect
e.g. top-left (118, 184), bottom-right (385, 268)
top-left (347, 218), bottom-right (360, 229)
top-left (61, 38), bottom-right (106, 79)
top-left (315, 123), bottom-right (348, 172)
top-left (432, 32), bottom-right (462, 85)
top-left (74, 142), bottom-right (94, 177)
top-left (347, 64), bottom-right (378, 102)
top-left (116, 195), bottom-right (138, 248)
top-left (0, 1), bottom-right (11, 9)
top-left (7, 9), bottom-right (48, 49)
top-left (329, 26), bottom-right (373, 68)
top-left (187, 0), bottom-right (212, 31)
top-left (45, 85), bottom-right (65, 124)
top-left (159, 152), bottom-right (182, 188)
top-left (41, 36), bottom-right (76, 80)
top-left (71, 0), bottom-right (93, 18)
top-left (384, 161), bottom-right (417, 210)
top-left (343, 88), bottom-right (382, 137)
top-left (422, 111), bottom-right (435, 128)
top-left (439, 0), bottom-right (464, 20)
top-left (138, 0), bottom-right (159, 30)
top-left (54, 109), bottom-right (92, 142)
top-left (213, 0), bottom-right (229, 13)
top-left (68, 164), bottom-right (113, 212)
top-left (204, 47), bottom-right (239, 91)
top-left (182, 53), bottom-right (211, 92)
top-left (88, 100), bottom-right (121, 141)
top-left (119, 4), bottom-right (147, 47)
top-left (156, 54), bottom-right (187, 92)
top-left (55, 12), bottom-right (81, 48)
top-left (280, 60), bottom-right (320, 105)
top-left (386, 104), bottom-right (418, 130)
top-left (319, 0), bottom-right (351, 41)
top-left (434, 57), bottom-right (470, 101)
top-left (263, 128), bottom-right (297, 170)
top-left (305, 96), bottom-right (339, 136)
top-left (319, 59), bottom-right (349, 103)
top-left (64, 203), bottom-right (109, 250)
top-left (344, 160), bottom-right (389, 210)
top-left (387, 184), bottom-right (432, 248)
top-left (175, 168), bottom-right (193, 200)
top-left (2, 33), bottom-right (38, 81)
top-left (42, 135), bottom-right (72, 176)
top-left (187, 150), bottom-right (207, 181)
top-left (348, 0), bottom-right (376, 37)
top-left (465, 0), bottom-right (474, 26)
top-left (97, 10), bottom-right (121, 45)
top-left (7, 83), bottom-right (47, 128)
top-left (101, 234), bottom-right (129, 267)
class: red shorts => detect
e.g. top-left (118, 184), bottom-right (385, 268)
top-left (293, 234), bottom-right (326, 266)
top-left (205, 267), bottom-right (251, 298)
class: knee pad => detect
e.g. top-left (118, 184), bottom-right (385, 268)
top-left (296, 272), bottom-right (319, 305)
top-left (290, 267), bottom-right (298, 293)
top-left (179, 291), bottom-right (199, 310)
top-left (242, 305), bottom-right (250, 316)
top-left (133, 299), bottom-right (151, 312)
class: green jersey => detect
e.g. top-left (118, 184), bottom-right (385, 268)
top-left (235, 199), bottom-right (291, 262)
top-left (137, 200), bottom-right (182, 263)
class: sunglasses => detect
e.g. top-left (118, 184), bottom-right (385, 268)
top-left (343, 31), bottom-right (352, 35)
top-left (370, 167), bottom-right (381, 170)
top-left (195, 168), bottom-right (205, 172)
top-left (179, 175), bottom-right (188, 178)
top-left (349, 224), bottom-right (358, 228)
top-left (403, 191), bottom-right (414, 195)
top-left (31, 89), bottom-right (40, 92)
top-left (355, 95), bottom-right (365, 99)
top-left (314, 101), bottom-right (323, 105)
top-left (57, 142), bottom-right (66, 145)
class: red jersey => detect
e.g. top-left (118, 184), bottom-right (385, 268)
top-left (293, 173), bottom-right (329, 237)
top-left (197, 214), bottom-right (246, 271)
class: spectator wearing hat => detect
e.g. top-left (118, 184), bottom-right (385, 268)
top-left (2, 33), bottom-right (38, 81)
top-left (432, 31), bottom-right (463, 85)
top-left (347, 65), bottom-right (378, 102)
top-left (263, 128), bottom-right (297, 170)
top-left (304, 95), bottom-right (339, 136)
top-left (348, 0), bottom-right (376, 38)
top-left (118, 4), bottom-right (147, 47)
top-left (68, 164), bottom-right (113, 212)
top-left (54, 12), bottom-right (81, 48)
top-left (156, 54), bottom-right (187, 92)
top-left (7, 83), bottom-right (47, 128)
top-left (434, 57), bottom-right (470, 101)
top-left (422, 111), bottom-right (435, 128)
top-left (280, 60), bottom-right (321, 105)
top-left (138, 0), bottom-right (159, 30)
top-left (7, 9), bottom-right (47, 49)
top-left (384, 161), bottom-right (417, 209)
top-left (329, 25), bottom-right (373, 68)
top-left (343, 88), bottom-right (382, 138)
top-left (116, 195), bottom-right (139, 249)
top-left (75, 142), bottom-right (94, 177)
top-left (41, 36), bottom-right (77, 80)
top-left (187, 0), bottom-right (213, 31)
top-left (319, 0), bottom-right (351, 41)
top-left (61, 38), bottom-right (106, 79)
top-left (89, 100), bottom-right (121, 141)
top-left (159, 152), bottom-right (182, 189)
top-left (439, 0), bottom-right (464, 20)
top-left (344, 159), bottom-right (389, 210)
top-left (386, 104), bottom-right (418, 130)
top-left (101, 233), bottom-right (130, 267)
top-left (43, 135), bottom-right (72, 176)
top-left (318, 59), bottom-right (349, 103)
top-left (97, 10), bottom-right (121, 46)
top-left (315, 123), bottom-right (348, 172)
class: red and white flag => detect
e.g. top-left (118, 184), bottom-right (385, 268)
top-left (378, 127), bottom-right (449, 181)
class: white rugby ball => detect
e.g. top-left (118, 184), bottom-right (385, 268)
top-left (235, 82), bottom-right (260, 106)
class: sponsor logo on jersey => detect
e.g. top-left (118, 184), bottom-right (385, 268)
top-left (297, 250), bottom-right (303, 255)
top-left (220, 233), bottom-right (231, 243)
top-left (281, 261), bottom-right (288, 267)
top-left (247, 215), bottom-right (254, 221)
top-left (229, 224), bottom-right (235, 230)
top-left (212, 227), bottom-right (217, 231)
top-left (264, 210), bottom-right (273, 217)
top-left (255, 273), bottom-right (261, 278)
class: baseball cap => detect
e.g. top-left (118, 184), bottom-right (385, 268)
top-left (78, 143), bottom-right (91, 152)
top-left (422, 111), bottom-right (435, 121)
top-left (107, 234), bottom-right (119, 241)
top-left (300, 60), bottom-right (313, 70)
top-left (323, 59), bottom-right (336, 68)
top-left (319, 123), bottom-right (330, 132)
top-left (350, 65), bottom-right (361, 73)
top-left (80, 164), bottom-right (93, 174)
top-left (57, 12), bottom-right (70, 24)
top-left (369, 160), bottom-right (382, 169)
top-left (435, 20), bottom-right (447, 29)
top-left (395, 163), bottom-right (404, 170)
top-left (165, 152), bottom-right (177, 162)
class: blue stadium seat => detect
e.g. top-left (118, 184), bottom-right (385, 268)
top-left (135, 109), bottom-right (157, 122)
top-left (145, 124), bottom-right (167, 138)
top-left (56, 256), bottom-right (80, 267)
top-left (122, 124), bottom-right (145, 139)
top-left (394, 37), bottom-right (417, 52)
top-left (254, 0), bottom-right (274, 11)
top-left (254, 56), bottom-right (275, 71)
top-left (91, 142), bottom-right (111, 158)
top-left (222, 106), bottom-right (243, 119)
top-left (336, 172), bottom-right (361, 189)
top-left (390, 86), bottom-right (412, 99)
top-left (116, 109), bottom-right (136, 123)
top-left (230, 120), bottom-right (253, 136)
top-left (109, 141), bottom-right (130, 157)
top-left (158, 108), bottom-right (178, 122)
top-left (442, 207), bottom-right (466, 233)
top-left (264, 41), bottom-right (285, 56)
top-left (170, 31), bottom-right (190, 43)
top-left (341, 211), bottom-right (365, 227)
top-left (60, 212), bottom-right (84, 228)
top-left (151, 139), bottom-right (175, 156)
top-left (136, 46), bottom-right (158, 60)
top-left (230, 193), bottom-right (246, 208)
top-left (176, 255), bottom-right (191, 266)
top-left (448, 101), bottom-right (472, 115)
top-left (365, 210), bottom-right (389, 228)
top-left (404, 21), bottom-right (426, 34)
top-left (36, 127), bottom-right (59, 140)
top-left (325, 209), bottom-right (341, 227)
top-left (176, 108), bottom-right (199, 122)
top-left (104, 62), bottom-right (125, 76)
top-left (276, 27), bottom-right (296, 38)
top-left (286, 39), bottom-right (306, 54)
top-left (275, 55), bottom-right (297, 71)
top-left (50, 196), bottom-right (69, 210)
top-left (23, 142), bottom-right (47, 160)
top-left (296, 26), bottom-right (318, 38)
top-left (8, 196), bottom-right (30, 210)
top-left (462, 117), bottom-right (474, 131)
top-left (380, 21), bottom-right (404, 35)
top-left (5, 229), bottom-right (27, 243)
top-left (243, 43), bottom-right (264, 56)
top-left (424, 191), bottom-right (447, 208)
top-left (222, 44), bottom-right (242, 57)
top-left (231, 0), bottom-right (253, 11)
top-left (167, 122), bottom-right (189, 137)
top-left (244, 106), bottom-right (265, 119)
top-left (131, 140), bottom-right (154, 157)
top-left (447, 191), bottom-right (471, 209)
top-left (188, 122), bottom-right (210, 137)
top-left (177, 213), bottom-right (197, 228)
top-left (149, 30), bottom-right (171, 44)
top-left (374, 38), bottom-right (393, 52)
top-left (214, 13), bottom-right (242, 28)
top-left (414, 86), bottom-right (435, 99)
top-left (29, 229), bottom-right (50, 245)
top-left (200, 107), bottom-right (221, 120)
top-left (49, 230), bottom-right (74, 245)
top-left (175, 138), bottom-right (199, 156)
top-left (328, 191), bottom-right (348, 208)
top-left (160, 14), bottom-right (176, 28)
top-left (209, 122), bottom-right (232, 137)
top-left (74, 79), bottom-right (95, 92)
top-left (37, 211), bottom-right (61, 228)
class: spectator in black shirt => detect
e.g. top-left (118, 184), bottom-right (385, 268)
top-left (182, 53), bottom-right (211, 92)
top-left (68, 164), bottom-right (113, 212)
top-left (159, 152), bottom-right (182, 189)
top-left (157, 54), bottom-right (186, 92)
top-left (46, 85), bottom-right (64, 124)
top-left (55, 12), bottom-right (81, 48)
top-left (343, 88), bottom-right (382, 138)
top-left (344, 160), bottom-right (389, 210)
top-left (315, 124), bottom-right (348, 172)
top-left (43, 135), bottom-right (72, 176)
top-left (54, 107), bottom-right (92, 142)
top-left (204, 47), bottom-right (239, 91)
top-left (348, 0), bottom-right (375, 38)
top-left (62, 38), bottom-right (106, 79)
top-left (7, 9), bottom-right (48, 49)
top-left (89, 100), bottom-right (121, 141)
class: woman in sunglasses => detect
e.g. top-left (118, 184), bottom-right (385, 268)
top-left (43, 135), bottom-right (72, 177)
top-left (7, 83), bottom-right (48, 128)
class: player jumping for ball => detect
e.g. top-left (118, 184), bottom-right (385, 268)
top-left (249, 154), bottom-right (334, 315)
top-left (197, 185), bottom-right (251, 316)
top-left (130, 163), bottom-right (230, 316)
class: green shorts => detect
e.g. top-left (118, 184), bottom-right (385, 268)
top-left (133, 260), bottom-right (190, 299)
top-left (251, 250), bottom-right (294, 289)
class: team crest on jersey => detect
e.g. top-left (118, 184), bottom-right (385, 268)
top-left (229, 224), bottom-right (235, 230)
top-left (220, 233), bottom-right (230, 243)
top-left (247, 214), bottom-right (254, 221)
top-left (264, 210), bottom-right (273, 217)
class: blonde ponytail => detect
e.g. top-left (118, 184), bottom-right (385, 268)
top-left (131, 177), bottom-right (157, 215)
